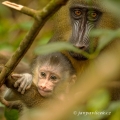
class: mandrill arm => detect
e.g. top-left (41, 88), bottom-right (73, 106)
top-left (0, 74), bottom-right (47, 111)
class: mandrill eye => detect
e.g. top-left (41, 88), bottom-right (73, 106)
top-left (91, 12), bottom-right (97, 18)
top-left (71, 8), bottom-right (82, 19)
top-left (50, 75), bottom-right (57, 81)
top-left (74, 9), bottom-right (82, 16)
top-left (87, 10), bottom-right (100, 22)
top-left (40, 72), bottom-right (46, 77)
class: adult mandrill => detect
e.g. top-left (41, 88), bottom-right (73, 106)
top-left (0, 52), bottom-right (76, 111)
top-left (51, 0), bottom-right (119, 59)
top-left (50, 0), bottom-right (120, 100)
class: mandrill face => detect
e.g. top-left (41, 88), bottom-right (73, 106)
top-left (37, 65), bottom-right (62, 97)
top-left (68, 3), bottom-right (102, 60)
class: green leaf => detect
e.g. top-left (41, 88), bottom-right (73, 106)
top-left (87, 89), bottom-right (110, 112)
top-left (35, 42), bottom-right (90, 58)
top-left (90, 29), bottom-right (120, 52)
top-left (35, 42), bottom-right (79, 54)
top-left (4, 108), bottom-right (19, 120)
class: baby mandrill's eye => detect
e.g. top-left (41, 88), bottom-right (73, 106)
top-left (50, 75), bottom-right (57, 81)
top-left (40, 72), bottom-right (46, 77)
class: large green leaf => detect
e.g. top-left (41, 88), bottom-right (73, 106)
top-left (90, 29), bottom-right (120, 53)
top-left (35, 41), bottom-right (90, 58)
top-left (4, 108), bottom-right (19, 120)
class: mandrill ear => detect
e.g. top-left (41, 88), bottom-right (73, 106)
top-left (65, 74), bottom-right (77, 93)
top-left (69, 74), bottom-right (76, 84)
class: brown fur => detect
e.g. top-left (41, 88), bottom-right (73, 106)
top-left (5, 76), bottom-right (49, 109)
top-left (0, 53), bottom-right (30, 101)
top-left (50, 0), bottom-right (120, 100)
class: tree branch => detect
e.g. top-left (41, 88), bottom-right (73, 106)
top-left (0, 0), bottom-right (69, 87)
top-left (2, 0), bottom-right (67, 21)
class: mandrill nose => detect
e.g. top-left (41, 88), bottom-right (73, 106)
top-left (78, 46), bottom-right (86, 50)
top-left (40, 85), bottom-right (46, 90)
top-left (74, 45), bottom-right (86, 50)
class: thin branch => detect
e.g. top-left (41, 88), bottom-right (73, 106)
top-left (2, 0), bottom-right (68, 21)
top-left (2, 1), bottom-right (37, 19)
top-left (2, 1), bottom-right (23, 11)
top-left (0, 0), bottom-right (69, 87)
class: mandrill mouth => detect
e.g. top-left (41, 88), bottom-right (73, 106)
top-left (69, 51), bottom-right (88, 60)
top-left (69, 44), bottom-right (97, 60)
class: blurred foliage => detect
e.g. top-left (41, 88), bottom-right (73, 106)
top-left (0, 0), bottom-right (53, 61)
top-left (86, 89), bottom-right (110, 112)
top-left (4, 108), bottom-right (19, 120)
top-left (100, 0), bottom-right (120, 20)
top-left (35, 41), bottom-right (86, 55)
top-left (90, 29), bottom-right (120, 53)
top-left (0, 0), bottom-right (120, 120)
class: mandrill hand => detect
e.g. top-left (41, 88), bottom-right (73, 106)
top-left (12, 73), bottom-right (32, 94)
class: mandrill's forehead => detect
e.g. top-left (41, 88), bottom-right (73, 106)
top-left (69, 0), bottom-right (100, 6)
top-left (39, 64), bottom-right (62, 77)
top-left (69, 0), bottom-right (106, 12)
top-left (69, 0), bottom-right (99, 5)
